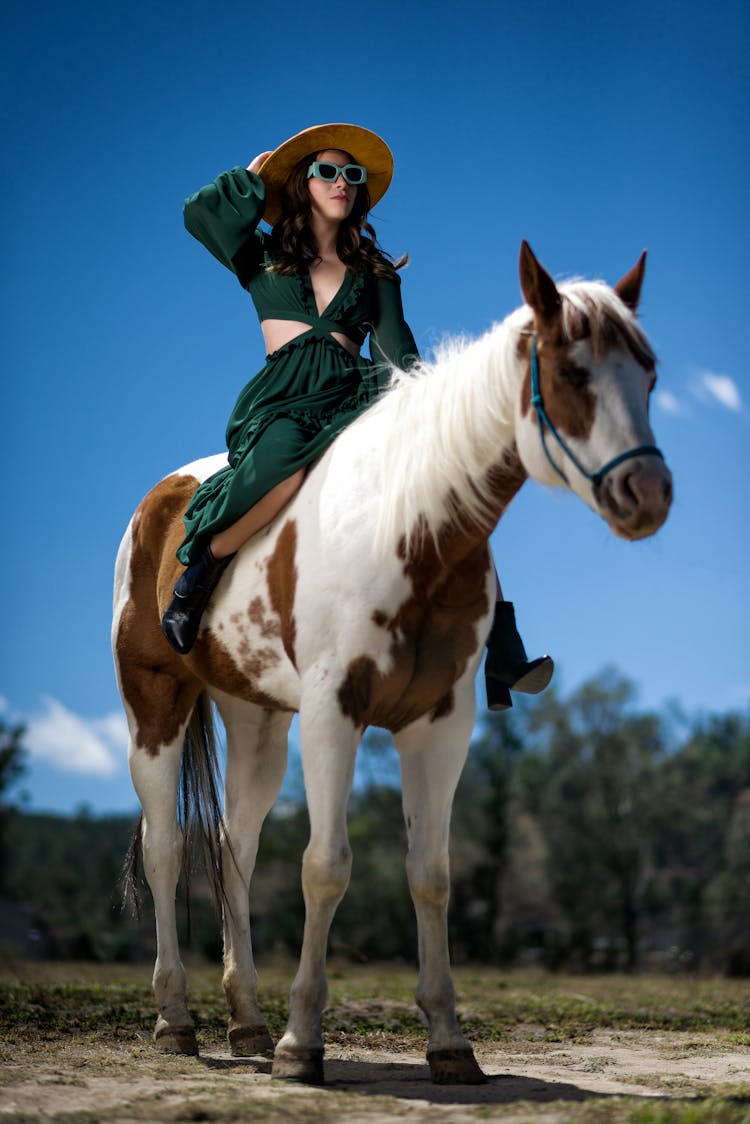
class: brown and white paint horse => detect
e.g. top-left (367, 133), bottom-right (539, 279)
top-left (113, 244), bottom-right (672, 1085)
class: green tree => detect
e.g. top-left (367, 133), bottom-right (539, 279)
top-left (0, 717), bottom-right (28, 894)
top-left (516, 669), bottom-right (666, 969)
top-left (652, 710), bottom-right (750, 971)
top-left (450, 707), bottom-right (525, 962)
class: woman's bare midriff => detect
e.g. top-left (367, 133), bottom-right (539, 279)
top-left (261, 320), bottom-right (360, 358)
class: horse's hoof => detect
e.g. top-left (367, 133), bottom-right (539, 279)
top-left (228, 1024), bottom-right (275, 1058)
top-left (427, 1046), bottom-right (487, 1084)
top-left (272, 1046), bottom-right (324, 1084)
top-left (154, 1025), bottom-right (199, 1056)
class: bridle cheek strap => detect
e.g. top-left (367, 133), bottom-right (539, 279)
top-left (529, 333), bottom-right (664, 490)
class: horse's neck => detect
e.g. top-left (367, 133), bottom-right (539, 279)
top-left (372, 313), bottom-right (528, 566)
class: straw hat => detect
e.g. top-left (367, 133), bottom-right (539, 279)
top-left (258, 123), bottom-right (394, 228)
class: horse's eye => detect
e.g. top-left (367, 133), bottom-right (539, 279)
top-left (558, 365), bottom-right (589, 388)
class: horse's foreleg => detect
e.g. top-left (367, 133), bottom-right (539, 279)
top-left (218, 702), bottom-right (290, 1058)
top-left (129, 731), bottom-right (197, 1055)
top-left (272, 694), bottom-right (359, 1085)
top-left (394, 695), bottom-right (487, 1085)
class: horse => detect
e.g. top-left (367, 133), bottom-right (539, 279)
top-left (112, 242), bottom-right (672, 1085)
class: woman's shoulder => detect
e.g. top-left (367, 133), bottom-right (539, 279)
top-left (368, 249), bottom-right (402, 285)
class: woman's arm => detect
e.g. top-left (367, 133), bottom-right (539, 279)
top-left (183, 155), bottom-right (272, 282)
top-left (369, 274), bottom-right (420, 388)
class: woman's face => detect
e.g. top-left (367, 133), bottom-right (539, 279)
top-left (307, 149), bottom-right (358, 225)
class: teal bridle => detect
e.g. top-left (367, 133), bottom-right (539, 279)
top-left (529, 333), bottom-right (664, 490)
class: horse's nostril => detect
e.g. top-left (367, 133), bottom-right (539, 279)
top-left (663, 477), bottom-right (673, 503)
top-left (622, 472), bottom-right (637, 506)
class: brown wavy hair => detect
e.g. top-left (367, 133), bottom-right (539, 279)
top-left (268, 150), bottom-right (407, 279)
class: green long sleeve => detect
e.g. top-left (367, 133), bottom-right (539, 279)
top-left (183, 167), bottom-right (267, 280)
top-left (369, 274), bottom-right (420, 386)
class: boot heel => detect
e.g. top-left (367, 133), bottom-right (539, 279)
top-left (485, 679), bottom-right (512, 711)
top-left (484, 601), bottom-right (554, 701)
top-left (511, 655), bottom-right (554, 695)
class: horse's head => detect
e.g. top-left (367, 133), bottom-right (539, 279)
top-left (513, 242), bottom-right (672, 540)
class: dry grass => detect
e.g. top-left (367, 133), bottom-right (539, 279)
top-left (0, 961), bottom-right (748, 1123)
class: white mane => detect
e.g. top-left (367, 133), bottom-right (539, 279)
top-left (368, 304), bottom-right (530, 556)
top-left (366, 280), bottom-right (653, 557)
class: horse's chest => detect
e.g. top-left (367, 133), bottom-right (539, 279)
top-left (337, 599), bottom-right (485, 733)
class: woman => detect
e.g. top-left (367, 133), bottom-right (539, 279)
top-left (161, 123), bottom-right (553, 709)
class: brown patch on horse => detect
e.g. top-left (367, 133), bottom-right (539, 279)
top-left (115, 473), bottom-right (203, 755)
top-left (483, 447), bottom-right (529, 522)
top-left (564, 292), bottom-right (656, 369)
top-left (519, 327), bottom-right (596, 440)
top-left (247, 596), bottom-right (282, 640)
top-left (190, 629), bottom-right (287, 711)
top-left (337, 454), bottom-right (527, 733)
top-left (430, 691), bottom-right (454, 722)
top-left (266, 519), bottom-right (298, 666)
top-left (519, 289), bottom-right (656, 436)
top-left (338, 543), bottom-right (488, 732)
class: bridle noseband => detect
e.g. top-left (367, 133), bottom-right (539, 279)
top-left (529, 333), bottom-right (664, 490)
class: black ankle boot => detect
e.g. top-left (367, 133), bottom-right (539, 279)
top-left (161, 546), bottom-right (234, 655)
top-left (485, 601), bottom-right (554, 711)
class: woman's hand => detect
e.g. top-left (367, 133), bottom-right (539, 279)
top-left (247, 151), bottom-right (274, 174)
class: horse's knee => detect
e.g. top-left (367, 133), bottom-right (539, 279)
top-left (221, 829), bottom-right (257, 880)
top-left (302, 843), bottom-right (352, 905)
top-left (141, 820), bottom-right (184, 888)
top-left (406, 853), bottom-right (450, 908)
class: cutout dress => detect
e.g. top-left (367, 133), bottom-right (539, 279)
top-left (177, 167), bottom-right (419, 565)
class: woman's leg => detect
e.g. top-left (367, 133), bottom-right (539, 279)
top-left (210, 470), bottom-right (305, 559)
top-left (162, 416), bottom-right (313, 655)
top-left (485, 567), bottom-right (554, 711)
top-left (161, 469), bottom-right (305, 655)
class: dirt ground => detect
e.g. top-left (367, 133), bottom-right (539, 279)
top-left (1, 1028), bottom-right (749, 1123)
top-left (2, 964), bottom-right (749, 1122)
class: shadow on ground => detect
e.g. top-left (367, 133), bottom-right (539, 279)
top-left (197, 1052), bottom-right (633, 1108)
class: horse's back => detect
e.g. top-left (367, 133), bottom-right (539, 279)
top-left (115, 456), bottom-right (227, 620)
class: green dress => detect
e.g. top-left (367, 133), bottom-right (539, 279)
top-left (177, 167), bottom-right (419, 565)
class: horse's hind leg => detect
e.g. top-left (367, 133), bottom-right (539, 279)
top-left (128, 713), bottom-right (199, 1055)
top-left (394, 694), bottom-right (487, 1085)
top-left (216, 698), bottom-right (290, 1057)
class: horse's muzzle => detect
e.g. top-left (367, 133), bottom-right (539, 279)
top-left (598, 456), bottom-right (673, 540)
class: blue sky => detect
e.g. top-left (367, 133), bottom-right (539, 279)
top-left (2, 0), bottom-right (748, 815)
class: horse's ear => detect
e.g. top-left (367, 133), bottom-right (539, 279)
top-left (519, 240), bottom-right (561, 323)
top-left (615, 250), bottom-right (647, 311)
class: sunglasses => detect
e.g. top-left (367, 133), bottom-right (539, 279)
top-left (307, 161), bottom-right (368, 186)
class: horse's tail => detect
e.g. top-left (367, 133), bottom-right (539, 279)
top-left (180, 692), bottom-right (227, 917)
top-left (120, 692), bottom-right (227, 925)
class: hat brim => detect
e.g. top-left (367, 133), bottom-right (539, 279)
top-left (258, 123), bottom-right (393, 228)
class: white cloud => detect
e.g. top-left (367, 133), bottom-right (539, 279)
top-left (655, 390), bottom-right (689, 417)
top-left (25, 697), bottom-right (129, 777)
top-left (692, 370), bottom-right (742, 412)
